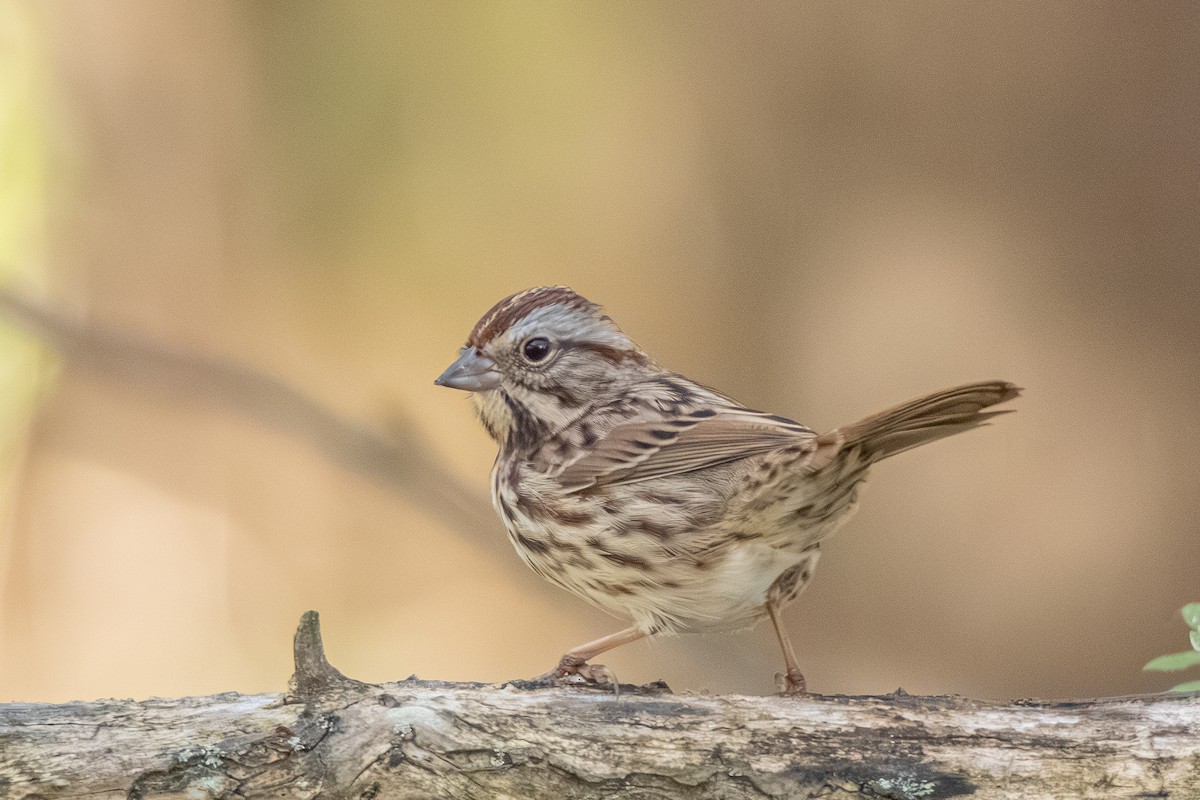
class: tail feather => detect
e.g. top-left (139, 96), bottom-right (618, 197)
top-left (815, 380), bottom-right (1020, 464)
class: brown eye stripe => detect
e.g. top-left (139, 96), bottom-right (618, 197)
top-left (466, 286), bottom-right (595, 348)
top-left (566, 340), bottom-right (648, 366)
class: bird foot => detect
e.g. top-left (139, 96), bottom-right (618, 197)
top-left (775, 667), bottom-right (807, 696)
top-left (537, 654), bottom-right (620, 695)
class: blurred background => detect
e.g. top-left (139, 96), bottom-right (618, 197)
top-left (1, 1), bottom-right (1197, 703)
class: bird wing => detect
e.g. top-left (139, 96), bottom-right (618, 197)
top-left (556, 407), bottom-right (815, 493)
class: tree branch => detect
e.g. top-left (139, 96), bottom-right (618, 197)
top-left (1, 612), bottom-right (1197, 799)
top-left (0, 289), bottom-right (502, 549)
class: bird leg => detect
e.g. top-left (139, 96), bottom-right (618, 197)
top-left (539, 626), bottom-right (648, 690)
top-left (766, 601), bottom-right (807, 695)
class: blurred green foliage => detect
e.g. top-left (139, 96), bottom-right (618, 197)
top-left (0, 3), bottom-right (50, 480)
top-left (1143, 604), bottom-right (1200, 693)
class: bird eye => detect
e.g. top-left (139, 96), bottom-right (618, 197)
top-left (522, 336), bottom-right (552, 363)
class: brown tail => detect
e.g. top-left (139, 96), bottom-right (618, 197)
top-left (816, 380), bottom-right (1020, 464)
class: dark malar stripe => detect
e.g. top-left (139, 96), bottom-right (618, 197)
top-left (502, 392), bottom-right (546, 452)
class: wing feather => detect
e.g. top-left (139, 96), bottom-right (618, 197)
top-left (557, 408), bottom-right (815, 492)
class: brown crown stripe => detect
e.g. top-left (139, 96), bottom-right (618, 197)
top-left (466, 286), bottom-right (596, 347)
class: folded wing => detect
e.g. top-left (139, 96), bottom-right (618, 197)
top-left (557, 408), bottom-right (815, 493)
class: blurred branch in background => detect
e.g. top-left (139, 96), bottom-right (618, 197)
top-left (0, 288), bottom-right (506, 558)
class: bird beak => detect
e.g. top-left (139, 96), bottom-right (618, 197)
top-left (435, 347), bottom-right (502, 392)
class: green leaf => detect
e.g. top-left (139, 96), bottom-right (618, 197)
top-left (1193, 630), bottom-right (1200, 652)
top-left (1183, 603), bottom-right (1200, 630)
top-left (1169, 679), bottom-right (1200, 694)
top-left (1143, 651), bottom-right (1200, 671)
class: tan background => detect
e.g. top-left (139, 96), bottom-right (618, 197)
top-left (1, 1), bottom-right (1197, 702)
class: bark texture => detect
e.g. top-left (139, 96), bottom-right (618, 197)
top-left (1, 612), bottom-right (1197, 800)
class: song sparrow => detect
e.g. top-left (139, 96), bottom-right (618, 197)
top-left (436, 286), bottom-right (1018, 693)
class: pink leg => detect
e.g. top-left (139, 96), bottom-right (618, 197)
top-left (766, 602), bottom-right (807, 694)
top-left (540, 626), bottom-right (648, 689)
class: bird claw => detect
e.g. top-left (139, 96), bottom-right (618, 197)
top-left (537, 655), bottom-right (620, 695)
top-left (573, 662), bottom-right (618, 690)
top-left (775, 668), bottom-right (807, 696)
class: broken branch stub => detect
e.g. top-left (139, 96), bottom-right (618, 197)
top-left (288, 610), bottom-right (362, 698)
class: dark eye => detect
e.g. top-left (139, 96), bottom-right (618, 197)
top-left (522, 336), bottom-right (552, 362)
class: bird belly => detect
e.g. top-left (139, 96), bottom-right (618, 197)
top-left (493, 461), bottom-right (862, 635)
top-left (499, 511), bottom-right (841, 635)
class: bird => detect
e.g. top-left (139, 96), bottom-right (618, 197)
top-left (435, 285), bottom-right (1019, 693)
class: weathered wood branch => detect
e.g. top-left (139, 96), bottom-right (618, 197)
top-left (1, 612), bottom-right (1197, 800)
